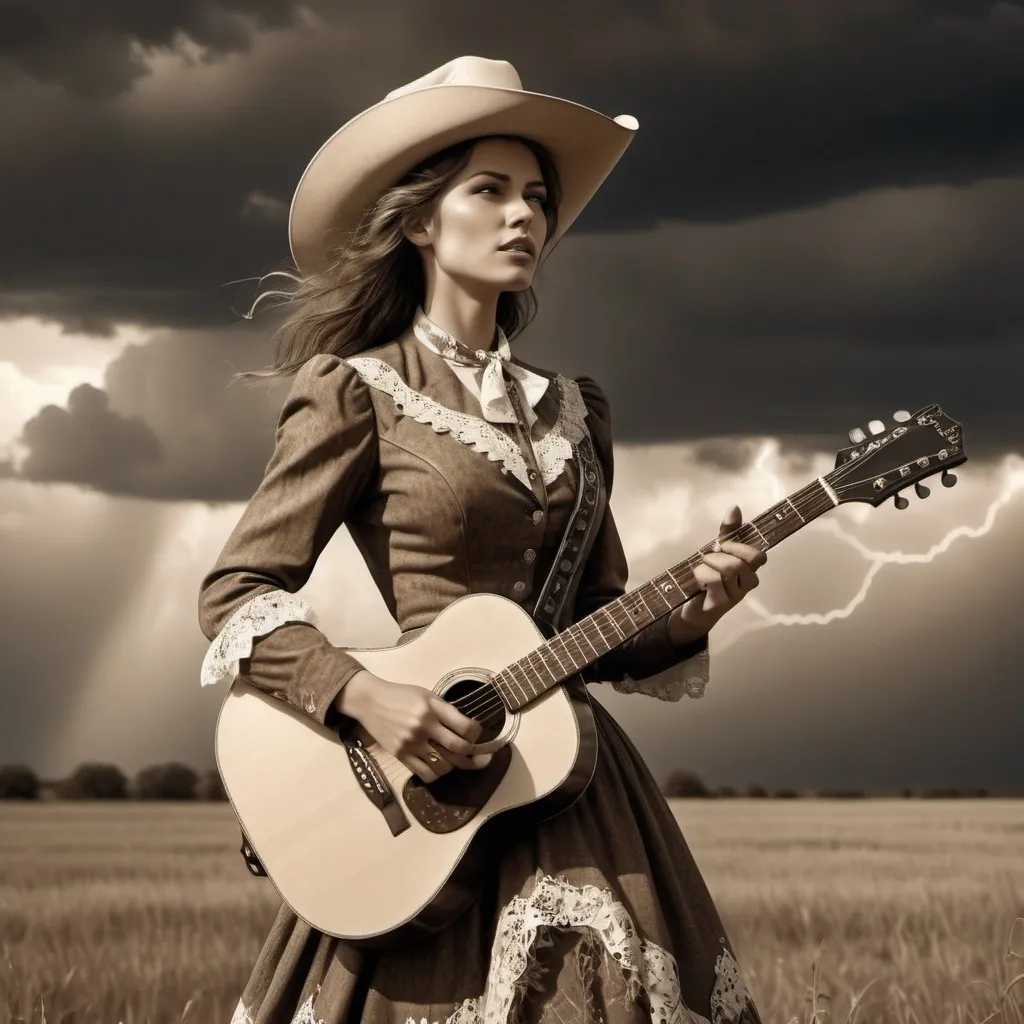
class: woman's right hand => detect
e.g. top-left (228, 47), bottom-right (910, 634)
top-left (335, 669), bottom-right (493, 783)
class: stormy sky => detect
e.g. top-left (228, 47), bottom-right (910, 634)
top-left (0, 0), bottom-right (1021, 793)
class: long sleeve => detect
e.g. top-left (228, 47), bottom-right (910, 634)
top-left (571, 375), bottom-right (710, 699)
top-left (197, 353), bottom-right (379, 727)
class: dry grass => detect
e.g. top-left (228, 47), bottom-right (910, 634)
top-left (1, 799), bottom-right (1022, 1023)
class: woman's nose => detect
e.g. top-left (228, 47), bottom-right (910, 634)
top-left (507, 197), bottom-right (536, 226)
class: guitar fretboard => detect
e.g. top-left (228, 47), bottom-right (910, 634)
top-left (493, 476), bottom-right (839, 711)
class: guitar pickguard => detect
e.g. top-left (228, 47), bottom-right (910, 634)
top-left (402, 745), bottom-right (513, 834)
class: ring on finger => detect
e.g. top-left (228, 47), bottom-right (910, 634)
top-left (425, 742), bottom-right (448, 767)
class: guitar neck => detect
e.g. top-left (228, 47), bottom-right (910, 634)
top-left (494, 474), bottom-right (841, 711)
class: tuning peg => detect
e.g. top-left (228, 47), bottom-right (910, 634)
top-left (915, 481), bottom-right (930, 499)
top-left (868, 419), bottom-right (886, 435)
top-left (893, 410), bottom-right (911, 422)
top-left (849, 426), bottom-right (867, 443)
top-left (893, 492), bottom-right (909, 510)
top-left (942, 469), bottom-right (957, 487)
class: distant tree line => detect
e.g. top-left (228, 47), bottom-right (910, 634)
top-left (660, 769), bottom-right (994, 800)
top-left (0, 763), bottom-right (1002, 801)
top-left (0, 763), bottom-right (228, 800)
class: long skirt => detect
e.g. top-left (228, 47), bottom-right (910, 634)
top-left (228, 698), bottom-right (762, 1024)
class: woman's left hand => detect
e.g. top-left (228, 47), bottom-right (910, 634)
top-left (669, 504), bottom-right (767, 643)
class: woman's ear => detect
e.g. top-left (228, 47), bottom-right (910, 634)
top-left (402, 213), bottom-right (433, 249)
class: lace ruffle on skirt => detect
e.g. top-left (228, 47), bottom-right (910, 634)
top-left (345, 358), bottom-right (587, 491)
top-left (200, 591), bottom-right (320, 688)
top-left (612, 645), bottom-right (711, 701)
top-left (228, 874), bottom-right (755, 1024)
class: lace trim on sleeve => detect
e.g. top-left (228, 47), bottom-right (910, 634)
top-left (611, 645), bottom-right (711, 702)
top-left (344, 358), bottom-right (587, 490)
top-left (199, 591), bottom-right (321, 688)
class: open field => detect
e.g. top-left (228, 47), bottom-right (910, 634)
top-left (1, 799), bottom-right (1022, 1023)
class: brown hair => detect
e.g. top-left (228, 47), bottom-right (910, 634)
top-left (230, 134), bottom-right (563, 384)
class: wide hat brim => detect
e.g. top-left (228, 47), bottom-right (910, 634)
top-left (288, 83), bottom-right (638, 276)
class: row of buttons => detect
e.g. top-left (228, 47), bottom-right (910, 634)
top-left (515, 507), bottom-right (546, 595)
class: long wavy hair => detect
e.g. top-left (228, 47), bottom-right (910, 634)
top-left (230, 134), bottom-right (563, 385)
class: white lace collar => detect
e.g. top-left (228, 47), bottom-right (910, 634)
top-left (344, 355), bottom-right (587, 492)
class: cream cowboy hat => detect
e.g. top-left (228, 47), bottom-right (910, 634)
top-left (288, 56), bottom-right (639, 276)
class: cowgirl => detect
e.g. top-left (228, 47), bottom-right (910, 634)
top-left (200, 56), bottom-right (766, 1024)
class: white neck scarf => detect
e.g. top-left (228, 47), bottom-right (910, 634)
top-left (412, 307), bottom-right (550, 428)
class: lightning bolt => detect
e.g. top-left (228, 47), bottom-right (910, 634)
top-left (714, 442), bottom-right (1024, 653)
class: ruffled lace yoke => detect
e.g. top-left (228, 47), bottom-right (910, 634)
top-left (345, 356), bottom-right (587, 492)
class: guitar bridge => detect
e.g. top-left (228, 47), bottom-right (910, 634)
top-left (343, 735), bottom-right (410, 836)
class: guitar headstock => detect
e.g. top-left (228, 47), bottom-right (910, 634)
top-left (827, 405), bottom-right (967, 509)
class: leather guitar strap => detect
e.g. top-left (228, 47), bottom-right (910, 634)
top-left (531, 430), bottom-right (605, 637)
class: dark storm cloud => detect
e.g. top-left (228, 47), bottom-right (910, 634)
top-left (0, 0), bottom-right (314, 98)
top-left (0, 0), bottom-right (1023, 333)
top-left (2, 323), bottom-right (294, 500)
top-left (9, 382), bottom-right (161, 492)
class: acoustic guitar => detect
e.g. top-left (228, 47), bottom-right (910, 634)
top-left (214, 404), bottom-right (966, 948)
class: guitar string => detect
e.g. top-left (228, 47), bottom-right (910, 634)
top-left (354, 450), bottom-right (926, 777)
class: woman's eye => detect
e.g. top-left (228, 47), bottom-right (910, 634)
top-left (473, 185), bottom-right (545, 205)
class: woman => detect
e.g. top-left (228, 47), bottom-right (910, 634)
top-left (199, 56), bottom-right (767, 1024)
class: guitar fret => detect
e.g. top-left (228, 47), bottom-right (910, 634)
top-left (603, 607), bottom-right (627, 641)
top-left (574, 622), bottom-right (600, 660)
top-left (507, 663), bottom-right (531, 703)
top-left (553, 636), bottom-right (582, 674)
top-left (565, 624), bottom-right (591, 662)
top-left (651, 578), bottom-right (673, 610)
top-left (785, 497), bottom-right (806, 523)
top-left (665, 566), bottom-right (693, 599)
top-left (591, 615), bottom-right (612, 649)
top-left (530, 649), bottom-right (557, 686)
top-left (545, 642), bottom-right (569, 675)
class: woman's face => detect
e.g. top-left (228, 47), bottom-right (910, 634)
top-left (410, 137), bottom-right (550, 298)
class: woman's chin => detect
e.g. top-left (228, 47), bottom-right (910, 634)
top-left (456, 270), bottom-right (535, 296)
top-left (492, 271), bottom-right (535, 292)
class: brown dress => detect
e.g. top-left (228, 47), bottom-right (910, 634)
top-left (197, 312), bottom-right (762, 1024)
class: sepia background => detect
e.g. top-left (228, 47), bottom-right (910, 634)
top-left (1, 0), bottom-right (1021, 794)
top-left (2, 3), bottom-right (1023, 1022)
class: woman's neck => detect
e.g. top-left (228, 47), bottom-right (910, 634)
top-left (421, 288), bottom-right (500, 352)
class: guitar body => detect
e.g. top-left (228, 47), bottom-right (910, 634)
top-left (214, 592), bottom-right (598, 948)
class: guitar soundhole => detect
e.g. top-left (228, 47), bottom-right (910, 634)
top-left (443, 677), bottom-right (505, 744)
